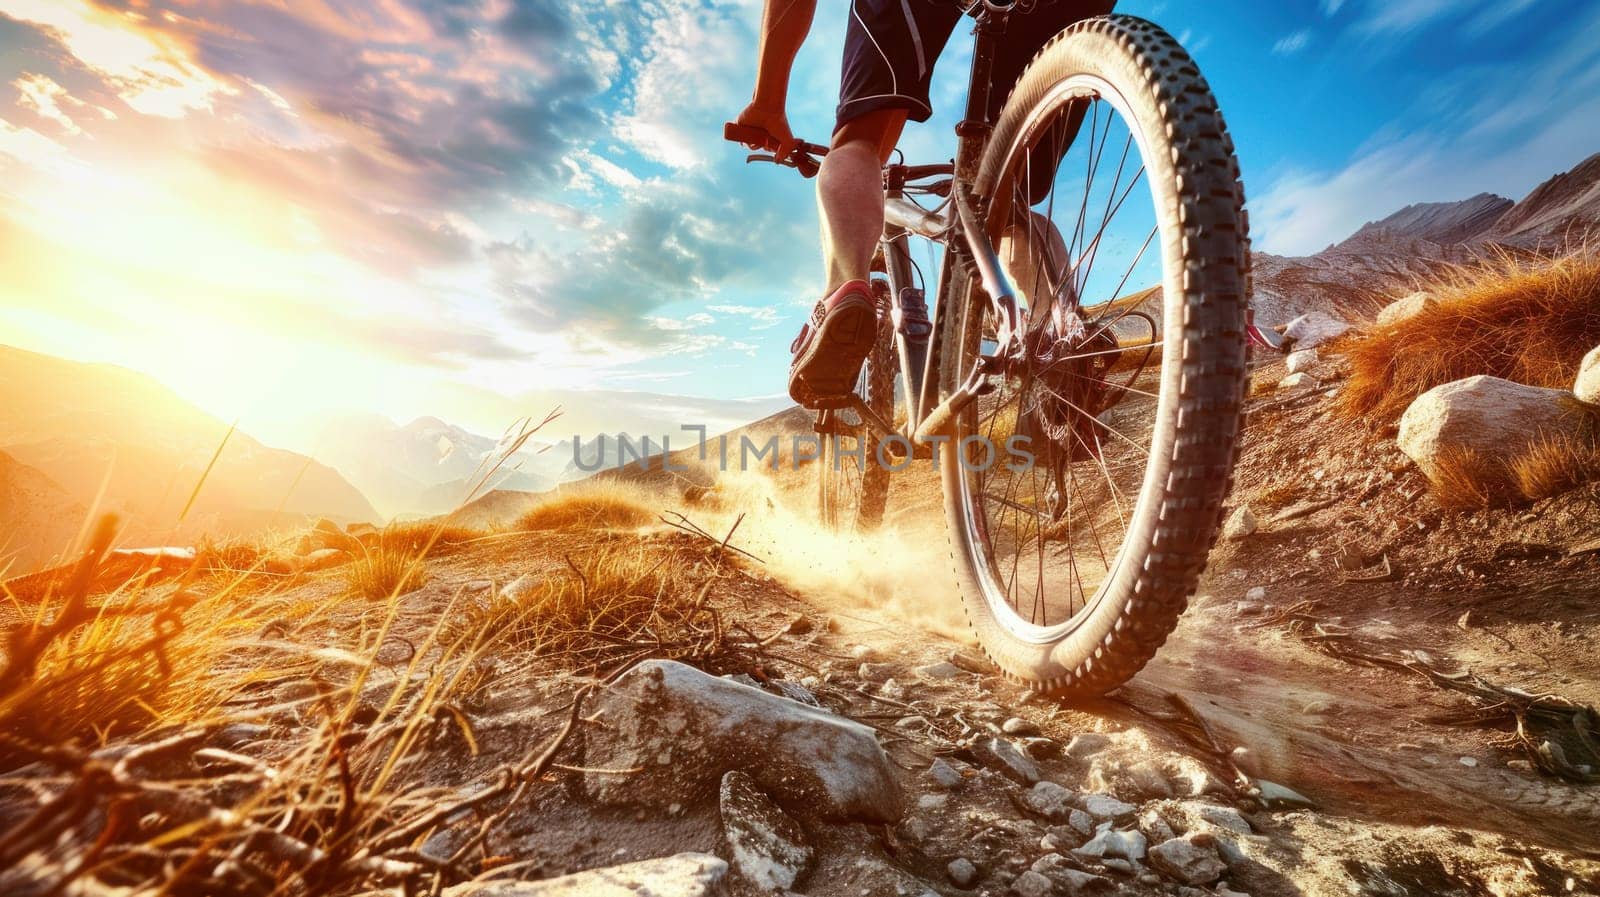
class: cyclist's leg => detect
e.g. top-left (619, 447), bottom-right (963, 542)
top-left (818, 109), bottom-right (907, 292)
top-left (994, 0), bottom-right (1115, 312)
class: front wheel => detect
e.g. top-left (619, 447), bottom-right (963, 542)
top-left (940, 15), bottom-right (1249, 696)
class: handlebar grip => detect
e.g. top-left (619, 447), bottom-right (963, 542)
top-left (724, 121), bottom-right (775, 150)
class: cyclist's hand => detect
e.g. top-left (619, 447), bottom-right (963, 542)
top-left (735, 102), bottom-right (798, 159)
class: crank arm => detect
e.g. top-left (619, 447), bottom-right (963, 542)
top-left (913, 358), bottom-right (992, 444)
top-left (845, 395), bottom-right (900, 443)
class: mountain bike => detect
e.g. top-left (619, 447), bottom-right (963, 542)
top-left (725, 10), bottom-right (1249, 696)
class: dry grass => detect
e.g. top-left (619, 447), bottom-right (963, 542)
top-left (376, 521), bottom-right (481, 556)
top-left (1423, 432), bottom-right (1600, 509)
top-left (1427, 447), bottom-right (1505, 510)
top-left (454, 542), bottom-right (700, 662)
top-left (516, 482), bottom-right (656, 532)
top-left (343, 542), bottom-right (428, 600)
top-left (1511, 430), bottom-right (1600, 501)
top-left (1254, 480), bottom-right (1303, 509)
top-left (1335, 247), bottom-right (1600, 422)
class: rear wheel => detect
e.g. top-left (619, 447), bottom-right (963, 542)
top-left (818, 282), bottom-right (894, 531)
top-left (940, 15), bottom-right (1249, 695)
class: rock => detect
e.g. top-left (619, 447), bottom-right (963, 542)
top-left (1068, 808), bottom-right (1096, 836)
top-left (1028, 854), bottom-right (1110, 894)
top-left (1244, 586), bottom-right (1267, 602)
top-left (1223, 505), bottom-right (1257, 540)
top-left (849, 644), bottom-right (879, 662)
top-left (1002, 717), bottom-right (1041, 736)
top-left (879, 678), bottom-right (908, 701)
top-left (1164, 801), bottom-right (1252, 836)
top-left (1277, 371), bottom-right (1311, 390)
top-left (858, 662), bottom-right (894, 682)
top-left (1065, 733), bottom-right (1111, 759)
top-left (719, 772), bottom-right (810, 891)
top-left (438, 853), bottom-right (726, 896)
top-left (1024, 781), bottom-right (1075, 821)
top-left (928, 757), bottom-right (967, 790)
top-left (1139, 808), bottom-right (1176, 842)
top-left (1148, 835), bottom-right (1226, 886)
top-left (1087, 756), bottom-right (1172, 800)
top-left (1285, 348), bottom-right (1319, 374)
top-left (1376, 291), bottom-right (1437, 328)
top-left (1255, 779), bottom-right (1314, 808)
top-left (916, 661), bottom-right (963, 680)
top-left (1399, 376), bottom-right (1594, 485)
top-left (582, 660), bottom-right (902, 822)
top-left (1577, 345), bottom-right (1600, 405)
top-left (949, 650), bottom-right (997, 674)
top-left (785, 615), bottom-right (814, 635)
top-left (1023, 737), bottom-right (1061, 761)
top-left (1011, 870), bottom-right (1054, 897)
top-left (947, 857), bottom-right (979, 888)
top-left (766, 679), bottom-right (820, 707)
top-left (1281, 311), bottom-right (1350, 351)
top-left (975, 737), bottom-right (1041, 785)
top-left (1080, 793), bottom-right (1136, 822)
top-left (1072, 827), bottom-right (1147, 863)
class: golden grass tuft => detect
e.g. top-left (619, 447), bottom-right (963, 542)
top-left (516, 482), bottom-right (656, 532)
top-left (1510, 430), bottom-right (1600, 501)
top-left (1335, 247), bottom-right (1600, 422)
top-left (1254, 480), bottom-right (1303, 509)
top-left (1427, 447), bottom-right (1504, 510)
top-left (344, 542), bottom-right (428, 600)
top-left (454, 542), bottom-right (699, 660)
top-left (377, 521), bottom-right (481, 556)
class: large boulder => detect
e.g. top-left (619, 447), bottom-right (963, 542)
top-left (582, 660), bottom-right (901, 822)
top-left (1577, 345), bottom-right (1600, 405)
top-left (1398, 376), bottom-right (1595, 482)
top-left (440, 853), bottom-right (727, 896)
top-left (1281, 311), bottom-right (1351, 351)
top-left (1375, 291), bottom-right (1436, 328)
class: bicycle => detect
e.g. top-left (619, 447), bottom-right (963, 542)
top-left (725, 8), bottom-right (1249, 696)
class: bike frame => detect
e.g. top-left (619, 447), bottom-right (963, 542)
top-left (851, 2), bottom-right (1026, 449)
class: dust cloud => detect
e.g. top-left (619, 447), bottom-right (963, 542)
top-left (692, 468), bottom-right (976, 643)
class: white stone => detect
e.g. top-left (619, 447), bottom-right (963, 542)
top-left (1576, 345), bottom-right (1600, 405)
top-left (440, 853), bottom-right (727, 896)
top-left (719, 771), bottom-right (811, 891)
top-left (1375, 291), bottom-right (1436, 328)
top-left (1398, 375), bottom-right (1593, 484)
top-left (1244, 586), bottom-right (1267, 602)
top-left (582, 660), bottom-right (902, 822)
top-left (947, 857), bottom-right (978, 888)
top-left (976, 737), bottom-right (1041, 785)
top-left (1223, 505), bottom-right (1257, 540)
top-left (1278, 371), bottom-right (1311, 390)
top-left (1282, 311), bottom-right (1351, 350)
top-left (1011, 870), bottom-right (1053, 897)
top-left (1081, 793), bottom-right (1136, 821)
top-left (1071, 827), bottom-right (1147, 863)
top-left (1285, 348), bottom-right (1320, 374)
top-left (1065, 732), bottom-right (1111, 759)
top-left (1024, 781), bottom-right (1075, 821)
top-left (1148, 835), bottom-right (1227, 886)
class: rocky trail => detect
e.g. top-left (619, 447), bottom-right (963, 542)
top-left (5, 332), bottom-right (1600, 896)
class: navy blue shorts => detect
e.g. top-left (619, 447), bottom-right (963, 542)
top-left (837, 0), bottom-right (1115, 134)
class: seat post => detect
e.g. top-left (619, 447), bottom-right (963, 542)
top-left (955, 6), bottom-right (1009, 182)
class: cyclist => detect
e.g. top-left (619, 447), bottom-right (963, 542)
top-left (734, 0), bottom-right (1114, 408)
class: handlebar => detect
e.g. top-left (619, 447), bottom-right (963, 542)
top-left (723, 122), bottom-right (827, 178)
top-left (722, 121), bottom-right (955, 190)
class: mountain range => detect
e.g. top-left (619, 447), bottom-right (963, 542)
top-left (1252, 150), bottom-right (1600, 323)
top-left (0, 344), bottom-right (377, 569)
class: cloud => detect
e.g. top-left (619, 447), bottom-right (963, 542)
top-left (1271, 30), bottom-right (1310, 56)
top-left (1321, 0), bottom-right (1347, 14)
top-left (1253, 3), bottom-right (1600, 255)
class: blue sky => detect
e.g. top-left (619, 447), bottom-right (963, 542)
top-left (1, 0), bottom-right (1596, 448)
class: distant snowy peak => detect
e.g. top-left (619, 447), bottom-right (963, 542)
top-left (1330, 192), bottom-right (1513, 254)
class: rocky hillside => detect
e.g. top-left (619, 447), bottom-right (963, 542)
top-left (1253, 151), bottom-right (1600, 325)
top-left (0, 449), bottom-right (84, 574)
